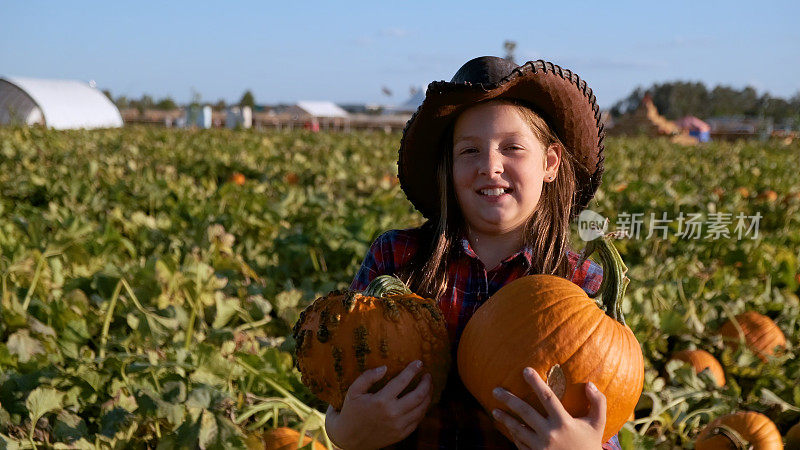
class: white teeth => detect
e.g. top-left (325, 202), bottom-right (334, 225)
top-left (480, 188), bottom-right (506, 196)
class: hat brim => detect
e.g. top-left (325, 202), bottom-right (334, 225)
top-left (398, 60), bottom-right (605, 220)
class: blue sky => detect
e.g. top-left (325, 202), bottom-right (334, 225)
top-left (2, 0), bottom-right (798, 108)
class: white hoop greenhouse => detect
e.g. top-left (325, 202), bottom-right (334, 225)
top-left (0, 77), bottom-right (123, 129)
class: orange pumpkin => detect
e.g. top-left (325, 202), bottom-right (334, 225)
top-left (245, 427), bottom-right (327, 450)
top-left (231, 172), bottom-right (246, 186)
top-left (671, 349), bottom-right (726, 387)
top-left (285, 172), bottom-right (300, 185)
top-left (757, 190), bottom-right (779, 202)
top-left (458, 234), bottom-right (644, 443)
top-left (695, 411), bottom-right (782, 450)
top-left (292, 276), bottom-right (450, 410)
top-left (786, 422), bottom-right (800, 450)
top-left (719, 311), bottom-right (786, 361)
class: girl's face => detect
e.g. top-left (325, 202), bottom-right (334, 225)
top-left (452, 101), bottom-right (560, 236)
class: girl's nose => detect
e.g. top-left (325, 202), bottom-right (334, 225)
top-left (477, 149), bottom-right (503, 176)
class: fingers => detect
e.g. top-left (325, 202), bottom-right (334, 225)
top-left (523, 367), bottom-right (569, 422)
top-left (405, 386), bottom-right (432, 422)
top-left (380, 360), bottom-right (423, 399)
top-left (491, 408), bottom-right (541, 449)
top-left (346, 365), bottom-right (387, 397)
top-left (395, 373), bottom-right (431, 412)
top-left (398, 383), bottom-right (433, 438)
top-left (492, 387), bottom-right (547, 434)
top-left (583, 381), bottom-right (607, 431)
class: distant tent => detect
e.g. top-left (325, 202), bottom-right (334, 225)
top-left (0, 77), bottom-right (123, 129)
top-left (293, 101), bottom-right (349, 118)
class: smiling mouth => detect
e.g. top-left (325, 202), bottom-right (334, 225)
top-left (477, 188), bottom-right (513, 197)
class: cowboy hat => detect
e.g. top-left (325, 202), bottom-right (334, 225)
top-left (397, 56), bottom-right (605, 220)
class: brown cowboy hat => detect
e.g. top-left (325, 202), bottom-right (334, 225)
top-left (398, 56), bottom-right (605, 220)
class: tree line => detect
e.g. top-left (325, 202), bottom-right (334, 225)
top-left (101, 90), bottom-right (256, 113)
top-left (611, 82), bottom-right (800, 123)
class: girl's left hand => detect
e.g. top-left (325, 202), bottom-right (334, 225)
top-left (491, 367), bottom-right (607, 450)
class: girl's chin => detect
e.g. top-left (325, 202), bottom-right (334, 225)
top-left (470, 214), bottom-right (525, 231)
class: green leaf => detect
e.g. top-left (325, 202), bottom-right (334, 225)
top-left (659, 310), bottom-right (688, 336)
top-left (52, 410), bottom-right (88, 443)
top-left (6, 329), bottom-right (44, 363)
top-left (760, 388), bottom-right (800, 412)
top-left (212, 296), bottom-right (240, 329)
top-left (26, 387), bottom-right (64, 425)
top-left (99, 407), bottom-right (132, 438)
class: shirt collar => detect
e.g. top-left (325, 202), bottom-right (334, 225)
top-left (459, 236), bottom-right (533, 269)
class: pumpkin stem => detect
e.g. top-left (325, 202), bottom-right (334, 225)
top-left (709, 425), bottom-right (752, 450)
top-left (363, 275), bottom-right (412, 298)
top-left (577, 230), bottom-right (630, 326)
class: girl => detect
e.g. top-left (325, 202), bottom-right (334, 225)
top-left (325, 56), bottom-right (618, 449)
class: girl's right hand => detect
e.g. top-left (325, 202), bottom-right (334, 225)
top-left (324, 360), bottom-right (433, 450)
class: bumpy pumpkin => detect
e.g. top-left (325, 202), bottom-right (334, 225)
top-left (671, 349), bottom-right (726, 387)
top-left (292, 275), bottom-right (450, 410)
top-left (695, 411), bottom-right (783, 450)
top-left (786, 422), bottom-right (800, 450)
top-left (245, 427), bottom-right (326, 450)
top-left (457, 234), bottom-right (644, 443)
top-left (719, 311), bottom-right (786, 361)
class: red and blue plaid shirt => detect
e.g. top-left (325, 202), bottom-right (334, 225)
top-left (350, 227), bottom-right (621, 450)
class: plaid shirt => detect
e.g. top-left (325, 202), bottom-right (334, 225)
top-left (350, 227), bottom-right (621, 450)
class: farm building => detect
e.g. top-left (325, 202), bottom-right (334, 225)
top-left (282, 101), bottom-right (350, 131)
top-left (0, 77), bottom-right (123, 129)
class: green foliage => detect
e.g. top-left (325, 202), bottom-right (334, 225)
top-left (611, 81), bottom-right (800, 122)
top-left (239, 91), bottom-right (255, 108)
top-left (0, 127), bottom-right (797, 448)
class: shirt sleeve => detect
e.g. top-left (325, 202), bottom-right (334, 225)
top-left (350, 231), bottom-right (395, 291)
top-left (568, 251), bottom-right (604, 296)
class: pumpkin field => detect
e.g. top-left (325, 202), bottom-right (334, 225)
top-left (0, 126), bottom-right (799, 449)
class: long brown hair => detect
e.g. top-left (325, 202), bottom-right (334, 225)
top-left (399, 98), bottom-right (578, 299)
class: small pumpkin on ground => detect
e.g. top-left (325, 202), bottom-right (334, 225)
top-left (719, 311), bottom-right (786, 361)
top-left (786, 422), bottom-right (800, 450)
top-left (757, 190), bottom-right (779, 202)
top-left (230, 172), bottom-right (246, 186)
top-left (292, 275), bottom-right (450, 410)
top-left (245, 427), bottom-right (326, 450)
top-left (695, 411), bottom-right (782, 450)
top-left (457, 233), bottom-right (644, 443)
top-left (670, 349), bottom-right (726, 387)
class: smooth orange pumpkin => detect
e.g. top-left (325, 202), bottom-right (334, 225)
top-left (293, 276), bottom-right (450, 410)
top-left (757, 190), bottom-right (779, 202)
top-left (695, 411), bottom-right (782, 450)
top-left (719, 311), bottom-right (786, 361)
top-left (231, 172), bottom-right (246, 186)
top-left (671, 349), bottom-right (726, 387)
top-left (458, 235), bottom-right (644, 443)
top-left (245, 427), bottom-right (326, 450)
top-left (786, 422), bottom-right (800, 450)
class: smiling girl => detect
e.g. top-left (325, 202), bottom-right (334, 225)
top-left (324, 56), bottom-right (618, 449)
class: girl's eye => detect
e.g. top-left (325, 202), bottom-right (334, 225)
top-left (459, 147), bottom-right (478, 155)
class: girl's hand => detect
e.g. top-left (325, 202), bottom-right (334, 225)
top-left (491, 367), bottom-right (607, 450)
top-left (325, 360), bottom-right (433, 450)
